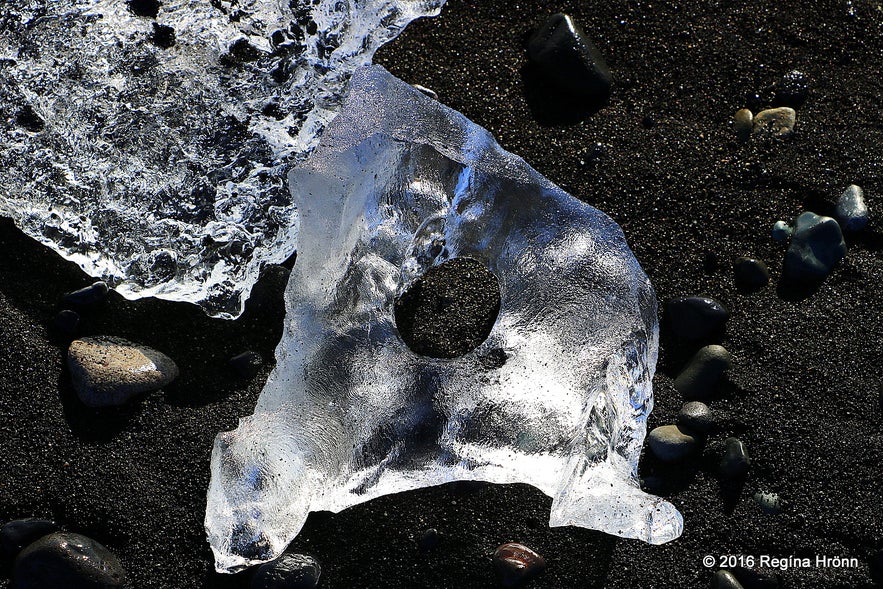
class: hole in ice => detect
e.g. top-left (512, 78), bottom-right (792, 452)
top-left (394, 257), bottom-right (501, 359)
top-left (127, 0), bottom-right (161, 18)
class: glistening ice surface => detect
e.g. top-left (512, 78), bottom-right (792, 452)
top-left (206, 65), bottom-right (683, 573)
top-left (0, 0), bottom-right (444, 317)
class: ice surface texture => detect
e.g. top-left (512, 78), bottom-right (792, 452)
top-left (206, 65), bottom-right (683, 572)
top-left (0, 0), bottom-right (444, 317)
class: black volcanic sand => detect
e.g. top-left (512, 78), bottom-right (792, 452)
top-left (1, 1), bottom-right (882, 587)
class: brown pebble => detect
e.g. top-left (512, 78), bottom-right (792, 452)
top-left (493, 542), bottom-right (546, 587)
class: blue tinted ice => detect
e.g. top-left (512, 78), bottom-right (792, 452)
top-left (0, 0), bottom-right (444, 317)
top-left (205, 66), bottom-right (682, 573)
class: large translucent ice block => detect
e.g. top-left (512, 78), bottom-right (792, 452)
top-left (206, 65), bottom-right (682, 573)
top-left (0, 0), bottom-right (444, 317)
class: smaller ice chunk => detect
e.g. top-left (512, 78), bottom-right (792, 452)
top-left (206, 65), bottom-right (682, 573)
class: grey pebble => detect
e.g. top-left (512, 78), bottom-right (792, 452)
top-left (674, 345), bottom-right (732, 400)
top-left (719, 437), bottom-right (751, 478)
top-left (678, 401), bottom-right (715, 433)
top-left (784, 211), bottom-right (846, 282)
top-left (835, 184), bottom-right (869, 231)
top-left (1, 518), bottom-right (60, 561)
top-left (67, 336), bottom-right (179, 407)
top-left (753, 107), bottom-right (796, 137)
top-left (63, 281), bottom-right (109, 307)
top-left (753, 491), bottom-right (784, 514)
top-left (712, 569), bottom-right (745, 589)
top-left (771, 220), bottom-right (792, 242)
top-left (251, 553), bottom-right (320, 589)
top-left (493, 542), bottom-right (546, 588)
top-left (648, 425), bottom-right (697, 462)
top-left (733, 257), bottom-right (769, 290)
top-left (13, 532), bottom-right (126, 589)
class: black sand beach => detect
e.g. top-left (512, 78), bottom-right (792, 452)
top-left (1, 1), bottom-right (881, 587)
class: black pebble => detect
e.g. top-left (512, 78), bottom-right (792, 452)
top-left (773, 70), bottom-right (809, 108)
top-left (13, 532), bottom-right (126, 589)
top-left (15, 106), bottom-right (45, 133)
top-left (666, 296), bottom-right (729, 340)
top-left (527, 13), bottom-right (611, 102)
top-left (0, 518), bottom-right (59, 561)
top-left (52, 310), bottom-right (80, 336)
top-left (734, 257), bottom-right (770, 290)
top-left (731, 566), bottom-right (780, 589)
top-left (63, 281), bottom-right (109, 308)
top-left (719, 437), bottom-right (751, 479)
top-left (677, 401), bottom-right (715, 433)
top-left (127, 0), bottom-right (161, 18)
top-left (229, 351), bottom-right (263, 379)
top-left (417, 528), bottom-right (440, 552)
top-left (251, 553), bottom-right (320, 589)
top-left (712, 569), bottom-right (745, 589)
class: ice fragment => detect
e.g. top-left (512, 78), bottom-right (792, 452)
top-left (0, 0), bottom-right (445, 317)
top-left (205, 65), bottom-right (682, 572)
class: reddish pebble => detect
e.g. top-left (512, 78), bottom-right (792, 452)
top-left (493, 542), bottom-right (546, 587)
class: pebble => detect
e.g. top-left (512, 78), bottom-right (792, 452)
top-left (719, 437), bottom-right (751, 478)
top-left (753, 491), bottom-right (784, 514)
top-left (835, 184), bottom-right (869, 231)
top-left (734, 109), bottom-right (753, 141)
top-left (752, 107), bottom-right (796, 137)
top-left (667, 297), bottom-right (729, 340)
top-left (648, 425), bottom-right (697, 462)
top-left (412, 84), bottom-right (439, 101)
top-left (417, 528), bottom-right (440, 552)
top-left (712, 569), bottom-right (745, 589)
top-left (733, 257), bottom-right (770, 290)
top-left (678, 401), bottom-right (715, 433)
top-left (0, 518), bottom-right (60, 561)
top-left (13, 532), bottom-right (126, 589)
top-left (53, 310), bottom-right (81, 336)
top-left (774, 70), bottom-right (809, 108)
top-left (527, 13), bottom-right (611, 102)
top-left (675, 345), bottom-right (732, 400)
top-left (783, 212), bottom-right (846, 282)
top-left (67, 336), bottom-right (179, 407)
top-left (493, 542), bottom-right (546, 587)
top-left (63, 281), bottom-right (109, 307)
top-left (229, 350), bottom-right (263, 379)
top-left (251, 553), bottom-right (321, 589)
top-left (771, 220), bottom-right (792, 242)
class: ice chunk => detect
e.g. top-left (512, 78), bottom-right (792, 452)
top-left (0, 0), bottom-right (444, 317)
top-left (205, 65), bottom-right (682, 573)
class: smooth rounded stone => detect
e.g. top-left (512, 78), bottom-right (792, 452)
top-left (771, 220), bottom-right (792, 242)
top-left (648, 425), bottom-right (697, 462)
top-left (734, 108), bottom-right (753, 141)
top-left (784, 212), bottom-right (846, 282)
top-left (719, 437), bottom-right (751, 478)
top-left (1, 518), bottom-right (60, 560)
top-left (678, 401), bottom-right (715, 433)
top-left (773, 70), bottom-right (809, 108)
top-left (13, 532), bottom-right (125, 589)
top-left (527, 13), bottom-right (611, 101)
top-left (753, 491), bottom-right (784, 514)
top-left (752, 107), bottom-right (796, 137)
top-left (835, 184), bottom-right (869, 231)
top-left (67, 336), bottom-right (179, 407)
top-left (229, 350), bottom-right (263, 379)
top-left (731, 566), bottom-right (780, 589)
top-left (63, 281), bottom-right (109, 307)
top-left (53, 309), bottom-right (81, 336)
top-left (251, 553), bottom-right (320, 589)
top-left (712, 569), bottom-right (745, 589)
top-left (733, 257), bottom-right (770, 290)
top-left (412, 84), bottom-right (438, 101)
top-left (493, 542), bottom-right (546, 588)
top-left (675, 345), bottom-right (732, 400)
top-left (417, 527), bottom-right (440, 552)
top-left (667, 297), bottom-right (729, 340)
